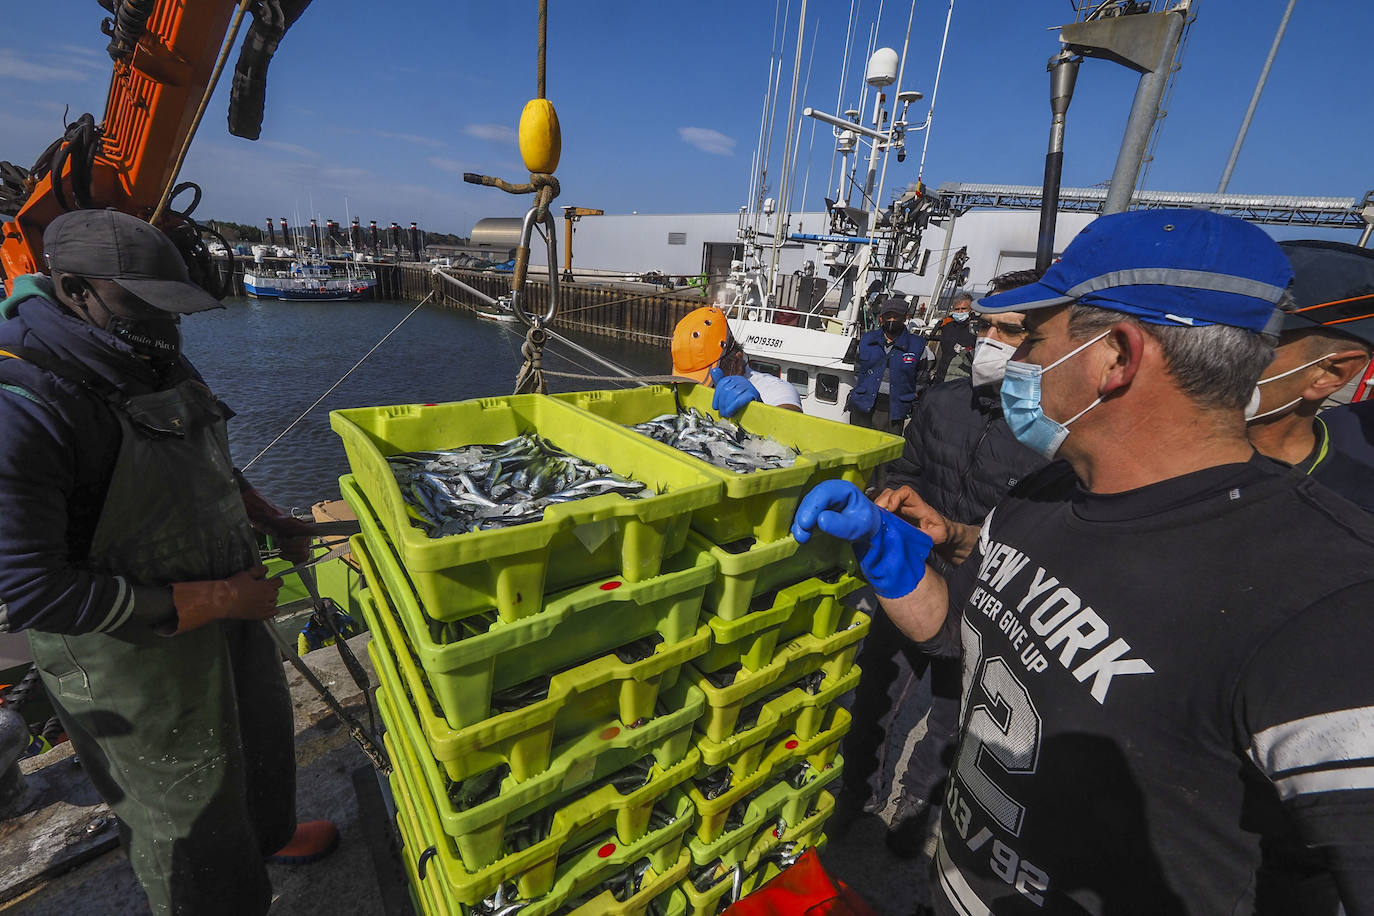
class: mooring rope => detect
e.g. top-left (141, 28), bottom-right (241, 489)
top-left (242, 292), bottom-right (434, 471)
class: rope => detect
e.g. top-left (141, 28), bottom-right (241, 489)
top-left (541, 371), bottom-right (693, 384)
top-left (537, 0), bottom-right (548, 99)
top-left (151, 0), bottom-right (254, 225)
top-left (513, 326), bottom-right (549, 395)
top-left (242, 292), bottom-right (433, 471)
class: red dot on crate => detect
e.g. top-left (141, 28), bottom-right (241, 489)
top-left (422, 403), bottom-right (436, 407)
top-left (598, 843), bottom-right (616, 858)
top-left (599, 726), bottom-right (621, 740)
top-left (785, 740), bottom-right (799, 750)
top-left (599, 581), bottom-right (622, 591)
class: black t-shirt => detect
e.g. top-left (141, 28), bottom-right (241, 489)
top-left (922, 456), bottom-right (1374, 915)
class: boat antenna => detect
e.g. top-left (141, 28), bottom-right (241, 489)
top-left (916, 0), bottom-right (955, 183)
top-left (1217, 0), bottom-right (1287, 193)
top-left (792, 17), bottom-right (824, 227)
top-left (825, 0), bottom-right (861, 204)
top-left (759, 0), bottom-right (793, 222)
top-left (769, 0), bottom-right (808, 287)
top-left (870, 0), bottom-right (918, 215)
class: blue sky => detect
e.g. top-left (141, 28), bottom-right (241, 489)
top-left (3, 1), bottom-right (1370, 238)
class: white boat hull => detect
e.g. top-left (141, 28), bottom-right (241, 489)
top-left (731, 318), bottom-right (856, 424)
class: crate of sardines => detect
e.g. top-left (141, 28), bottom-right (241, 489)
top-left (348, 479), bottom-right (715, 731)
top-left (330, 395), bottom-right (721, 621)
top-left (555, 385), bottom-right (904, 544)
top-left (389, 716), bottom-right (695, 915)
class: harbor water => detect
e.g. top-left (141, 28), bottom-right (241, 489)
top-left (184, 297), bottom-right (666, 510)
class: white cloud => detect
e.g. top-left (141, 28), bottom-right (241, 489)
top-left (428, 157), bottom-right (472, 176)
top-left (376, 130), bottom-right (447, 149)
top-left (260, 140), bottom-right (318, 158)
top-left (464, 123), bottom-right (517, 144)
top-left (679, 127), bottom-right (735, 156)
top-left (0, 49), bottom-right (90, 82)
top-left (182, 141), bottom-right (491, 232)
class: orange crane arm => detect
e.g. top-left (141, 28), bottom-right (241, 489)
top-left (0, 0), bottom-right (242, 293)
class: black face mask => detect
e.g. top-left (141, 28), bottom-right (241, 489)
top-left (107, 314), bottom-right (182, 359)
top-left (79, 281), bottom-right (182, 360)
top-left (881, 319), bottom-right (905, 336)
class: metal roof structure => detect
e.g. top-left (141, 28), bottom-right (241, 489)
top-left (932, 182), bottom-right (1373, 229)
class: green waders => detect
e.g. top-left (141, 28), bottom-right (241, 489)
top-left (27, 378), bottom-right (297, 916)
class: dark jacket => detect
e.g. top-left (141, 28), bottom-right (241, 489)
top-left (1310, 400), bottom-right (1374, 513)
top-left (932, 316), bottom-right (976, 384)
top-left (847, 326), bottom-right (929, 421)
top-left (885, 378), bottom-right (1048, 526)
top-left (0, 281), bottom-right (187, 633)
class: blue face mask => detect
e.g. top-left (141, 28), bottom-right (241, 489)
top-left (1000, 331), bottom-right (1109, 459)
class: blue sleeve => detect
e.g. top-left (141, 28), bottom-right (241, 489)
top-left (0, 387), bottom-right (173, 635)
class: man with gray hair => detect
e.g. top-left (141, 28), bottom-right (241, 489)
top-left (931, 290), bottom-right (976, 384)
top-left (794, 209), bottom-right (1374, 913)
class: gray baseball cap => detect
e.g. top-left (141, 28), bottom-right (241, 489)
top-left (43, 209), bottom-right (223, 314)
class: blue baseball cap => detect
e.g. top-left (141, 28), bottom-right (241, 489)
top-left (976, 209), bottom-right (1292, 334)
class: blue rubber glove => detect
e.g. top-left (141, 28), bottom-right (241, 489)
top-left (791, 479), bottom-right (933, 599)
top-left (708, 367), bottom-right (761, 418)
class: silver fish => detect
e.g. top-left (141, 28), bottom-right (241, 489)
top-left (388, 432), bottom-right (652, 538)
top-left (630, 408), bottom-right (797, 473)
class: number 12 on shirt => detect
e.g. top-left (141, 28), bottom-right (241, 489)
top-left (944, 617), bottom-right (1052, 906)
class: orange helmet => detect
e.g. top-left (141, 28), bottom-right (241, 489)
top-left (671, 306), bottom-right (732, 382)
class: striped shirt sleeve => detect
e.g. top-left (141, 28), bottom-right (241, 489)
top-left (1238, 580), bottom-right (1374, 847)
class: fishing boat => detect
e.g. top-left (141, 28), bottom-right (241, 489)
top-left (474, 296), bottom-right (520, 323)
top-left (719, 2), bottom-right (957, 424)
top-left (243, 252), bottom-right (378, 301)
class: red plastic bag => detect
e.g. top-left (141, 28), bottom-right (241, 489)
top-left (722, 849), bottom-right (881, 916)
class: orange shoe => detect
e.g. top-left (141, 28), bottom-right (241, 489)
top-left (265, 819), bottom-right (339, 865)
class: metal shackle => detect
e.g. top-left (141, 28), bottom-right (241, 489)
top-left (511, 206), bottom-right (560, 329)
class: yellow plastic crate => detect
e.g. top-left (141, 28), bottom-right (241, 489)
top-left (331, 395), bottom-right (721, 621)
top-left (696, 701), bottom-right (855, 792)
top-left (391, 731), bottom-right (694, 916)
top-left (687, 716), bottom-right (847, 845)
top-left (386, 716), bottom-right (696, 907)
top-left (349, 494), bottom-right (714, 730)
top-left (555, 384), bottom-right (904, 543)
top-left (690, 611), bottom-right (870, 743)
top-left (365, 583), bottom-right (710, 785)
top-left (375, 668), bottom-right (703, 872)
top-left (690, 532), bottom-right (856, 623)
top-left (695, 572), bottom-right (864, 674)
top-left (685, 789), bottom-right (835, 898)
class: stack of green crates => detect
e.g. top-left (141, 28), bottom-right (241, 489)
top-left (332, 396), bottom-right (732, 916)
top-left (554, 386), bottom-right (902, 915)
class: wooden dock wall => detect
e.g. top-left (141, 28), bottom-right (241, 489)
top-left (417, 266), bottom-right (709, 345)
top-left (217, 259), bottom-right (706, 345)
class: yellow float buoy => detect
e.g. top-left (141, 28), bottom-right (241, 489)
top-left (519, 98), bottom-right (561, 174)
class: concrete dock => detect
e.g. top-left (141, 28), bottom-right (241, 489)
top-left (0, 634), bottom-right (934, 916)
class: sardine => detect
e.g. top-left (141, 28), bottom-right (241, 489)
top-left (389, 432), bottom-right (652, 538)
top-left (630, 407), bottom-right (797, 473)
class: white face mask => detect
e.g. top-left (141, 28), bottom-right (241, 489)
top-left (1245, 352), bottom-right (1337, 423)
top-left (951, 311), bottom-right (970, 322)
top-left (970, 337), bottom-right (1017, 388)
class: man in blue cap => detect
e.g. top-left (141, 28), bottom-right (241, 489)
top-left (796, 210), bottom-right (1374, 914)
